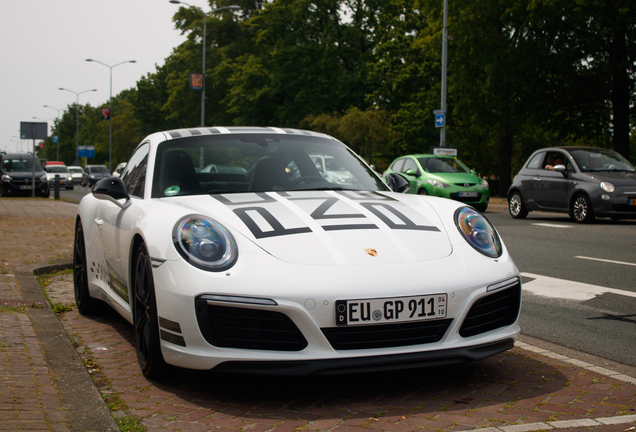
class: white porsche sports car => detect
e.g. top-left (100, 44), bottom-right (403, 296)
top-left (74, 127), bottom-right (521, 378)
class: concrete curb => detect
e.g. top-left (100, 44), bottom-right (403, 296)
top-left (16, 261), bottom-right (119, 432)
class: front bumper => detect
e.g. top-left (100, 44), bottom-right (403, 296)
top-left (150, 242), bottom-right (521, 374)
top-left (1, 180), bottom-right (49, 196)
top-left (589, 190), bottom-right (636, 218)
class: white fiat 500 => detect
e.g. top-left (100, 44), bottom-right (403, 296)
top-left (74, 127), bottom-right (521, 378)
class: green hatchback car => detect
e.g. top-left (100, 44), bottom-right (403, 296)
top-left (383, 154), bottom-right (490, 212)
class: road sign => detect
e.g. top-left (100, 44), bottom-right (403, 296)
top-left (190, 73), bottom-right (203, 90)
top-left (435, 113), bottom-right (445, 128)
top-left (78, 145), bottom-right (95, 158)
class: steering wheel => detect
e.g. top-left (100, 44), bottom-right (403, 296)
top-left (289, 175), bottom-right (326, 189)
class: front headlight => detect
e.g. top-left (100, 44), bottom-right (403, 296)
top-left (480, 178), bottom-right (489, 188)
top-left (454, 207), bottom-right (502, 258)
top-left (2, 174), bottom-right (12, 182)
top-left (40, 175), bottom-right (48, 182)
top-left (427, 179), bottom-right (450, 188)
top-left (173, 215), bottom-right (238, 271)
top-left (67, 176), bottom-right (73, 181)
top-left (600, 182), bottom-right (615, 193)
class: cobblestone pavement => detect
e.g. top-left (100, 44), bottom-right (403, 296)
top-left (2, 197), bottom-right (636, 432)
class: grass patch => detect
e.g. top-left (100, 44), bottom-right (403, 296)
top-left (115, 415), bottom-right (146, 432)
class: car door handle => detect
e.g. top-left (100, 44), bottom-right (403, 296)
top-left (95, 217), bottom-right (104, 228)
top-left (533, 177), bottom-right (541, 181)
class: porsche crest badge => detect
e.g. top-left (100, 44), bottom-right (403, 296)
top-left (365, 249), bottom-right (378, 257)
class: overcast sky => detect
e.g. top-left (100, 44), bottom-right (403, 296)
top-left (1, 0), bottom-right (190, 154)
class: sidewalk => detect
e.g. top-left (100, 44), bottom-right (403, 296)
top-left (1, 197), bottom-right (635, 432)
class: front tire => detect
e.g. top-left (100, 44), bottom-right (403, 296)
top-left (508, 191), bottom-right (528, 219)
top-left (74, 219), bottom-right (97, 315)
top-left (570, 194), bottom-right (595, 223)
top-left (133, 243), bottom-right (168, 378)
top-left (417, 188), bottom-right (428, 195)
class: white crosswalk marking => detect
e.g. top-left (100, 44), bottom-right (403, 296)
top-left (521, 272), bottom-right (636, 301)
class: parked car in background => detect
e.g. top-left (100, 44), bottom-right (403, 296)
top-left (45, 164), bottom-right (74, 190)
top-left (508, 146), bottom-right (636, 223)
top-left (0, 152), bottom-right (50, 197)
top-left (112, 162), bottom-right (126, 178)
top-left (82, 165), bottom-right (111, 187)
top-left (68, 166), bottom-right (84, 184)
top-left (383, 154), bottom-right (490, 212)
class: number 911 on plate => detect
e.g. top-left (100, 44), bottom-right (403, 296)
top-left (335, 294), bottom-right (447, 326)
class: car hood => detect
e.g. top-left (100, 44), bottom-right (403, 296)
top-left (429, 172), bottom-right (482, 184)
top-left (167, 191), bottom-right (454, 266)
top-left (581, 171), bottom-right (636, 185)
top-left (5, 171), bottom-right (45, 179)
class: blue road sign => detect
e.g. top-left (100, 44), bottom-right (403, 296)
top-left (435, 113), bottom-right (445, 128)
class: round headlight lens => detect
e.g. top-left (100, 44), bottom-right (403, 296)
top-left (600, 182), bottom-right (615, 193)
top-left (173, 215), bottom-right (238, 271)
top-left (454, 207), bottom-right (502, 258)
top-left (427, 179), bottom-right (451, 188)
top-left (480, 178), bottom-right (489, 188)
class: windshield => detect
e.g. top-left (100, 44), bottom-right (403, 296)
top-left (68, 168), bottom-right (82, 174)
top-left (570, 148), bottom-right (635, 172)
top-left (2, 157), bottom-right (42, 172)
top-left (47, 166), bottom-right (69, 173)
top-left (90, 166), bottom-right (110, 174)
top-left (152, 133), bottom-right (386, 198)
top-left (418, 157), bottom-right (471, 174)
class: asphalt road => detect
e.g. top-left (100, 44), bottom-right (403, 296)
top-left (487, 210), bottom-right (636, 367)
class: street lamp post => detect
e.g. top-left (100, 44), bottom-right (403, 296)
top-left (44, 105), bottom-right (64, 160)
top-left (85, 59), bottom-right (137, 171)
top-left (59, 88), bottom-right (97, 166)
top-left (32, 117), bottom-right (54, 160)
top-left (169, 1), bottom-right (241, 127)
top-left (439, 0), bottom-right (448, 147)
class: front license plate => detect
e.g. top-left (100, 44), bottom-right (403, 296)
top-left (336, 294), bottom-right (447, 326)
top-left (19, 185), bottom-right (33, 190)
top-left (458, 191), bottom-right (478, 198)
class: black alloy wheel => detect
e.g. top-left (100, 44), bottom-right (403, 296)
top-left (73, 219), bottom-right (97, 315)
top-left (571, 194), bottom-right (595, 223)
top-left (508, 191), bottom-right (528, 219)
top-left (133, 243), bottom-right (168, 378)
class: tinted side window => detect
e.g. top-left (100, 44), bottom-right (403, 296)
top-left (526, 153), bottom-right (544, 169)
top-left (402, 158), bottom-right (418, 174)
top-left (121, 143), bottom-right (149, 198)
top-left (391, 159), bottom-right (405, 172)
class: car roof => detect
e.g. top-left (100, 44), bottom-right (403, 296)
top-left (534, 146), bottom-right (612, 152)
top-left (398, 154), bottom-right (457, 159)
top-left (2, 153), bottom-right (36, 159)
top-left (159, 126), bottom-right (334, 141)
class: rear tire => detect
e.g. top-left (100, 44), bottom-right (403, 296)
top-left (417, 189), bottom-right (428, 195)
top-left (73, 220), bottom-right (97, 315)
top-left (133, 243), bottom-right (168, 378)
top-left (508, 191), bottom-right (528, 219)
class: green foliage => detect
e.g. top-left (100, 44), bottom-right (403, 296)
top-left (39, 0), bottom-right (635, 189)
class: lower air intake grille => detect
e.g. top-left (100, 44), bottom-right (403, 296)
top-left (459, 283), bottom-right (521, 337)
top-left (321, 319), bottom-right (453, 350)
top-left (194, 301), bottom-right (308, 351)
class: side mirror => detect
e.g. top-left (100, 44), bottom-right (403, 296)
top-left (554, 164), bottom-right (567, 173)
top-left (386, 173), bottom-right (411, 193)
top-left (92, 177), bottom-right (131, 209)
top-left (404, 168), bottom-right (418, 176)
